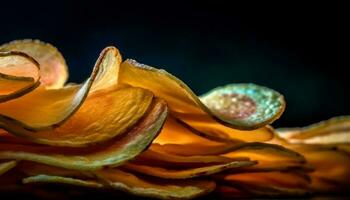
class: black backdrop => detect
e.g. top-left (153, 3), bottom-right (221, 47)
top-left (1, 1), bottom-right (349, 128)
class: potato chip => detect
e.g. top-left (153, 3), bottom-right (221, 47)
top-left (6, 86), bottom-right (153, 147)
top-left (123, 161), bottom-right (256, 179)
top-left (238, 161), bottom-right (313, 173)
top-left (223, 142), bottom-right (305, 163)
top-left (154, 115), bottom-right (233, 145)
top-left (218, 171), bottom-right (311, 197)
top-left (276, 116), bottom-right (350, 144)
top-left (134, 148), bottom-right (242, 167)
top-left (0, 51), bottom-right (40, 102)
top-left (153, 141), bottom-right (304, 161)
top-left (175, 117), bottom-right (274, 143)
top-left (0, 39), bottom-right (68, 89)
top-left (23, 174), bottom-right (103, 188)
top-left (0, 160), bottom-right (17, 176)
top-left (17, 161), bottom-right (90, 178)
top-left (119, 59), bottom-right (284, 130)
top-left (222, 180), bottom-right (310, 197)
top-left (155, 115), bottom-right (273, 146)
top-left (0, 47), bottom-right (122, 135)
top-left (297, 147), bottom-right (350, 184)
top-left (200, 83), bottom-right (285, 129)
top-left (0, 98), bottom-right (167, 170)
top-left (95, 169), bottom-right (216, 199)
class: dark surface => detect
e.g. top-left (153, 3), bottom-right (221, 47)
top-left (1, 2), bottom-right (349, 199)
top-left (1, 185), bottom-right (350, 200)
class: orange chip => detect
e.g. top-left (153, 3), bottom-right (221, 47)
top-left (0, 51), bottom-right (40, 102)
top-left (119, 59), bottom-right (284, 130)
top-left (0, 47), bottom-right (121, 132)
top-left (0, 98), bottom-right (167, 170)
top-left (0, 39), bottom-right (68, 89)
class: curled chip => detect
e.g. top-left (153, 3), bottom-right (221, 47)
top-left (200, 83), bottom-right (285, 129)
top-left (95, 169), bottom-right (216, 199)
top-left (0, 39), bottom-right (349, 199)
top-left (0, 161), bottom-right (17, 176)
top-left (0, 51), bottom-right (40, 102)
top-left (123, 160), bottom-right (256, 179)
top-left (0, 47), bottom-right (123, 136)
top-left (0, 98), bottom-right (168, 170)
top-left (0, 39), bottom-right (68, 89)
top-left (277, 116), bottom-right (350, 144)
top-left (119, 59), bottom-right (284, 130)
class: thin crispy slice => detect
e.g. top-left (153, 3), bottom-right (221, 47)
top-left (123, 161), bottom-right (256, 179)
top-left (134, 149), bottom-right (241, 168)
top-left (276, 116), bottom-right (350, 143)
top-left (0, 39), bottom-right (68, 89)
top-left (155, 115), bottom-right (273, 146)
top-left (176, 117), bottom-right (274, 143)
top-left (0, 47), bottom-right (122, 136)
top-left (222, 171), bottom-right (310, 190)
top-left (150, 143), bottom-right (229, 156)
top-left (200, 83), bottom-right (285, 129)
top-left (0, 98), bottom-right (168, 170)
top-left (238, 161), bottom-right (313, 173)
top-left (120, 59), bottom-right (284, 130)
top-left (298, 147), bottom-right (350, 184)
top-left (0, 51), bottom-right (40, 102)
top-left (219, 171), bottom-right (311, 197)
top-left (154, 116), bottom-right (227, 145)
top-left (14, 164), bottom-right (217, 199)
top-left (95, 169), bottom-right (216, 199)
top-left (23, 174), bottom-right (103, 188)
top-left (152, 142), bottom-right (304, 160)
top-left (222, 142), bottom-right (305, 163)
top-left (17, 161), bottom-right (91, 179)
top-left (4, 87), bottom-right (153, 147)
top-left (0, 160), bottom-right (17, 176)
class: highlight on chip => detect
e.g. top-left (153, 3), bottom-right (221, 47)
top-left (119, 59), bottom-right (285, 130)
top-left (0, 39), bottom-right (349, 199)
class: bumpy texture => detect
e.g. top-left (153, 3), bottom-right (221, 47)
top-left (0, 39), bottom-right (349, 199)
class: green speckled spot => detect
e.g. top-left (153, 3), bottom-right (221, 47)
top-left (200, 83), bottom-right (285, 129)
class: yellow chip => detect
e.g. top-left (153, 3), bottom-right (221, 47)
top-left (0, 51), bottom-right (40, 102)
top-left (0, 39), bottom-right (68, 89)
top-left (0, 98), bottom-right (167, 170)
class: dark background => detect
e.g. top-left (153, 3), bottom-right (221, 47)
top-left (1, 1), bottom-right (349, 128)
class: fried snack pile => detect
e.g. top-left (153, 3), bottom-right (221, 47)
top-left (0, 39), bottom-right (349, 199)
